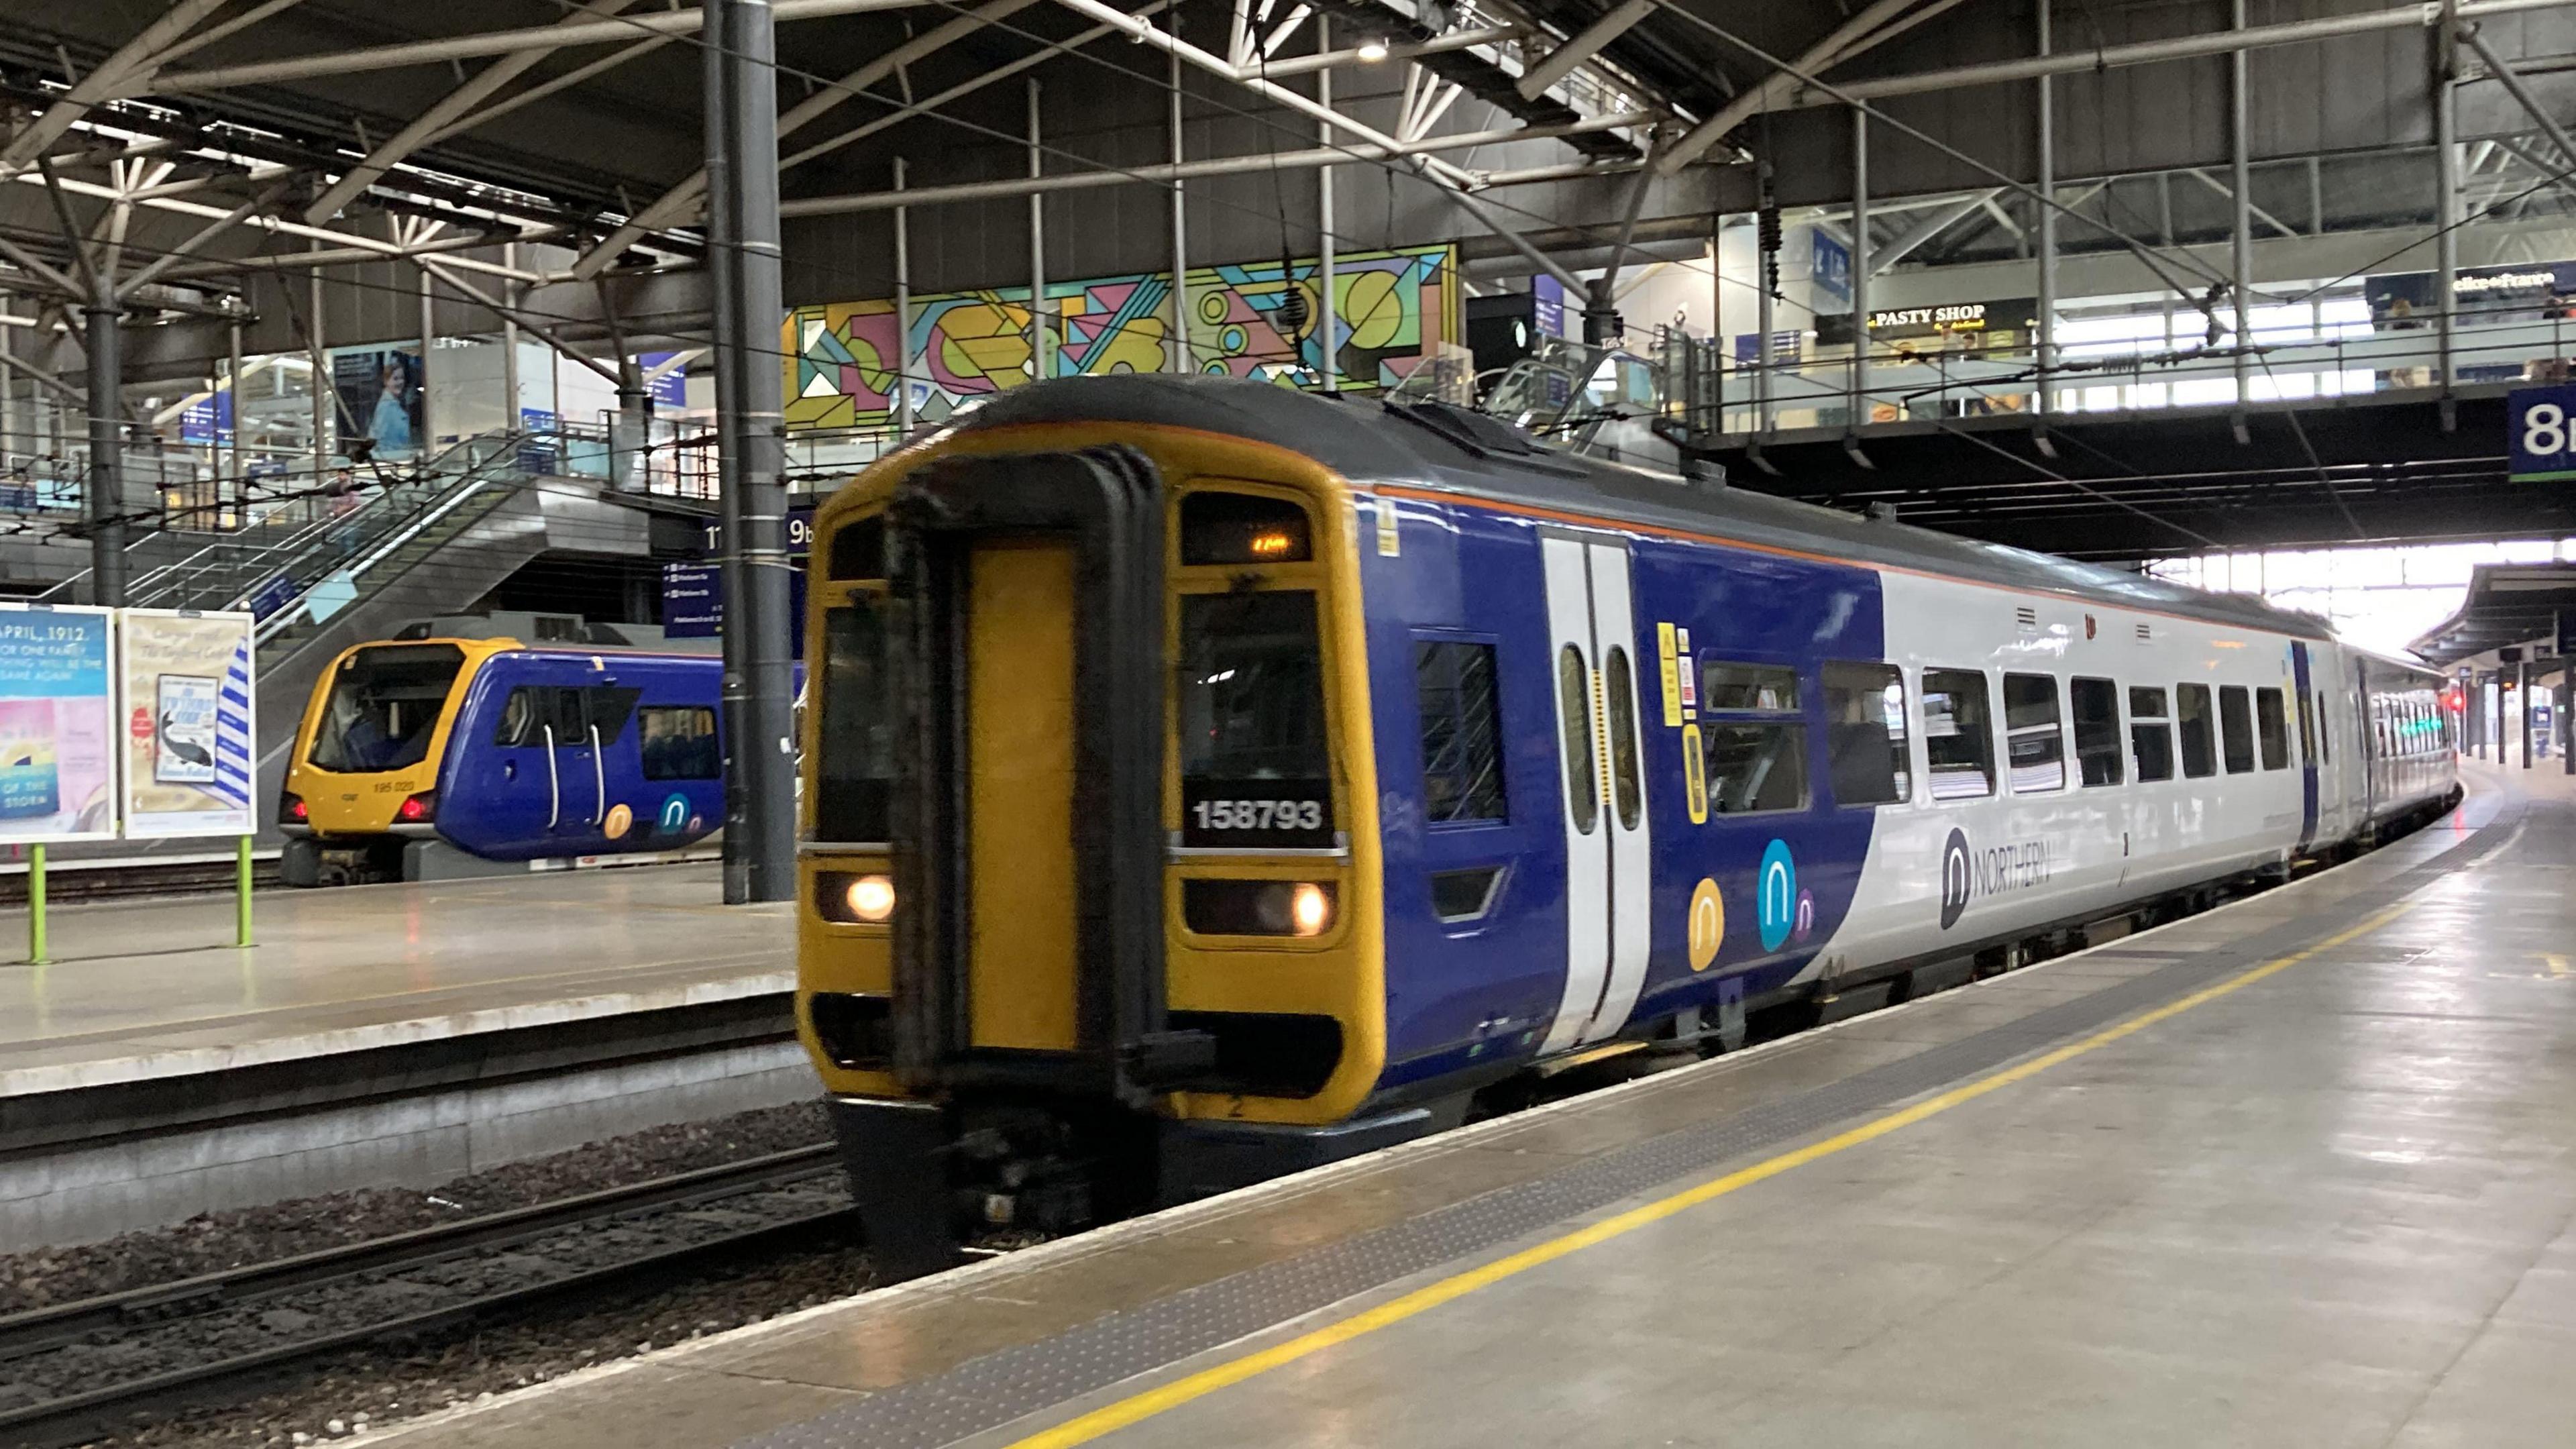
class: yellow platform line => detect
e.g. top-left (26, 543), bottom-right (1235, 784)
top-left (1002, 896), bottom-right (2421, 1449)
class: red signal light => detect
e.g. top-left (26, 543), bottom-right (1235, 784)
top-left (396, 792), bottom-right (435, 822)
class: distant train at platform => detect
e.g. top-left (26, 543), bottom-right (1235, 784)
top-left (280, 635), bottom-right (737, 884)
top-left (791, 376), bottom-right (2460, 1277)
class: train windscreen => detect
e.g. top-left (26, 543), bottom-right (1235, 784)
top-left (816, 603), bottom-right (894, 842)
top-left (307, 644), bottom-right (465, 773)
top-left (1177, 590), bottom-right (1332, 848)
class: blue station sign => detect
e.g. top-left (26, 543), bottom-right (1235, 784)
top-left (2507, 384), bottom-right (2576, 481)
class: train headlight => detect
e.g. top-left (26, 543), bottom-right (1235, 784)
top-left (1182, 879), bottom-right (1338, 936)
top-left (1289, 882), bottom-right (1332, 936)
top-left (816, 870), bottom-right (896, 924)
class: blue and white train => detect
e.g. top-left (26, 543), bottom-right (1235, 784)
top-left (792, 377), bottom-right (2458, 1275)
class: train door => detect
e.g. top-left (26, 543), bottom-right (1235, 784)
top-left (2290, 643), bottom-right (2320, 852)
top-left (1537, 533), bottom-right (1652, 1054)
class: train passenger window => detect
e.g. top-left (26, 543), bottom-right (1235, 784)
top-left (2255, 688), bottom-right (2290, 770)
top-left (1696, 661), bottom-right (1799, 712)
top-left (1556, 645), bottom-right (1599, 835)
top-left (2218, 686), bottom-right (2256, 773)
top-left (1179, 591), bottom-right (1334, 845)
top-left (583, 687), bottom-right (640, 746)
top-left (1700, 723), bottom-right (1807, 814)
top-left (2002, 674), bottom-right (2067, 793)
top-left (308, 643), bottom-right (464, 773)
top-left (1603, 647), bottom-right (1644, 830)
top-left (817, 604), bottom-right (895, 842)
top-left (1821, 661), bottom-right (1910, 806)
top-left (1920, 669), bottom-right (1996, 800)
top-left (1413, 641), bottom-right (1506, 823)
top-left (2069, 678), bottom-right (2124, 787)
top-left (2176, 684), bottom-right (2217, 777)
top-left (2129, 686), bottom-right (2174, 782)
top-left (639, 706), bottom-right (721, 780)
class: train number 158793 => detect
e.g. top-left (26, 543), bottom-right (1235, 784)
top-left (1191, 798), bottom-right (1325, 832)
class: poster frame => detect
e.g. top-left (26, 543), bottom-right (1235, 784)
top-left (115, 606), bottom-right (258, 841)
top-left (0, 602), bottom-right (121, 847)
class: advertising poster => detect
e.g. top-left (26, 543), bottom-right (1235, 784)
top-left (0, 604), bottom-right (117, 844)
top-left (331, 344), bottom-right (424, 462)
top-left (119, 610), bottom-right (256, 839)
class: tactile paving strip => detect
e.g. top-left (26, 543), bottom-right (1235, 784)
top-left (736, 806), bottom-right (2526, 1449)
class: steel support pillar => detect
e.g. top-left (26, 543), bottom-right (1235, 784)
top-left (226, 313), bottom-right (243, 508)
top-left (1850, 105), bottom-right (1870, 425)
top-left (418, 266), bottom-right (437, 455)
top-left (502, 241), bottom-right (523, 437)
top-left (1317, 16), bottom-right (1337, 392)
top-left (2522, 659), bottom-right (2534, 768)
top-left (894, 156), bottom-right (913, 435)
top-left (2036, 0), bottom-right (2056, 417)
top-left (84, 296), bottom-right (125, 606)
top-left (706, 0), bottom-right (796, 902)
top-left (1168, 32), bottom-right (1189, 374)
top-left (2229, 0), bottom-right (2252, 412)
top-left (2437, 10), bottom-right (2461, 392)
top-left (1028, 78), bottom-right (1050, 381)
top-left (308, 252), bottom-right (328, 485)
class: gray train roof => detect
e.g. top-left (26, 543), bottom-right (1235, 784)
top-left (944, 375), bottom-right (2332, 642)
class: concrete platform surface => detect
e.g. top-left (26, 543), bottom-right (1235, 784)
top-left (356, 765), bottom-right (2576, 1449)
top-left (0, 864), bottom-right (792, 1096)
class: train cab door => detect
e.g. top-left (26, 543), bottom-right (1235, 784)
top-left (1537, 533), bottom-right (1654, 1055)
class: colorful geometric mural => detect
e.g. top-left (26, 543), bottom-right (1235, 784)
top-left (784, 242), bottom-right (1460, 431)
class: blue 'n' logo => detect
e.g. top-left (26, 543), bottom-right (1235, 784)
top-left (1758, 839), bottom-right (1797, 951)
top-left (659, 792), bottom-right (691, 833)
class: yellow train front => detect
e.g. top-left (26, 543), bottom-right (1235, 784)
top-left (799, 379), bottom-right (1391, 1277)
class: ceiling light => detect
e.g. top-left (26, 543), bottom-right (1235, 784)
top-left (1356, 37), bottom-right (1390, 61)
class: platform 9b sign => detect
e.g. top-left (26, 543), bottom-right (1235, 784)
top-left (2508, 384), bottom-right (2576, 481)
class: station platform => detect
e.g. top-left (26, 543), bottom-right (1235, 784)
top-left (364, 759), bottom-right (2576, 1449)
top-left (1, 864), bottom-right (798, 1246)
top-left (0, 863), bottom-right (791, 1097)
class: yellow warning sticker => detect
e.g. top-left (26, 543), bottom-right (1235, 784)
top-left (1682, 722), bottom-right (1707, 823)
top-left (1656, 621), bottom-right (1682, 727)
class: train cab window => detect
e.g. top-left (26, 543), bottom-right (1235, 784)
top-left (639, 706), bottom-right (721, 780)
top-left (2218, 686), bottom-right (2256, 773)
top-left (2130, 686), bottom-right (2175, 782)
top-left (817, 602), bottom-right (895, 842)
top-left (1697, 657), bottom-right (1807, 814)
top-left (826, 516), bottom-right (884, 580)
top-left (308, 644), bottom-right (464, 773)
top-left (1179, 590), bottom-right (1334, 845)
top-left (2070, 677), bottom-right (2125, 788)
top-left (1921, 669), bottom-right (1996, 800)
top-left (1414, 640), bottom-right (1505, 822)
top-left (2002, 674), bottom-right (2067, 793)
top-left (1556, 645), bottom-right (1599, 833)
top-left (2255, 688), bottom-right (2290, 770)
top-left (1821, 661), bottom-right (1910, 806)
top-left (2176, 684), bottom-right (2218, 777)
top-left (1181, 491), bottom-right (1311, 565)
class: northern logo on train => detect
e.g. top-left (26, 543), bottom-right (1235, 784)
top-left (603, 802), bottom-right (633, 840)
top-left (1758, 839), bottom-right (1797, 951)
top-left (658, 792), bottom-right (690, 834)
top-left (1939, 827), bottom-right (1972, 930)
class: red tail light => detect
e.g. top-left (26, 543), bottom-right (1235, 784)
top-left (279, 792), bottom-right (307, 822)
top-left (397, 792), bottom-right (435, 822)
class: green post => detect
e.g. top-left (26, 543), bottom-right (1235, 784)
top-left (235, 834), bottom-right (254, 948)
top-left (27, 843), bottom-right (48, 965)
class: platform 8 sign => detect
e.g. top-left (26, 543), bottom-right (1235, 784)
top-left (2508, 384), bottom-right (2576, 480)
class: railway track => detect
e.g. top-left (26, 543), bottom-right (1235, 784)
top-left (0, 1146), bottom-right (856, 1449)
